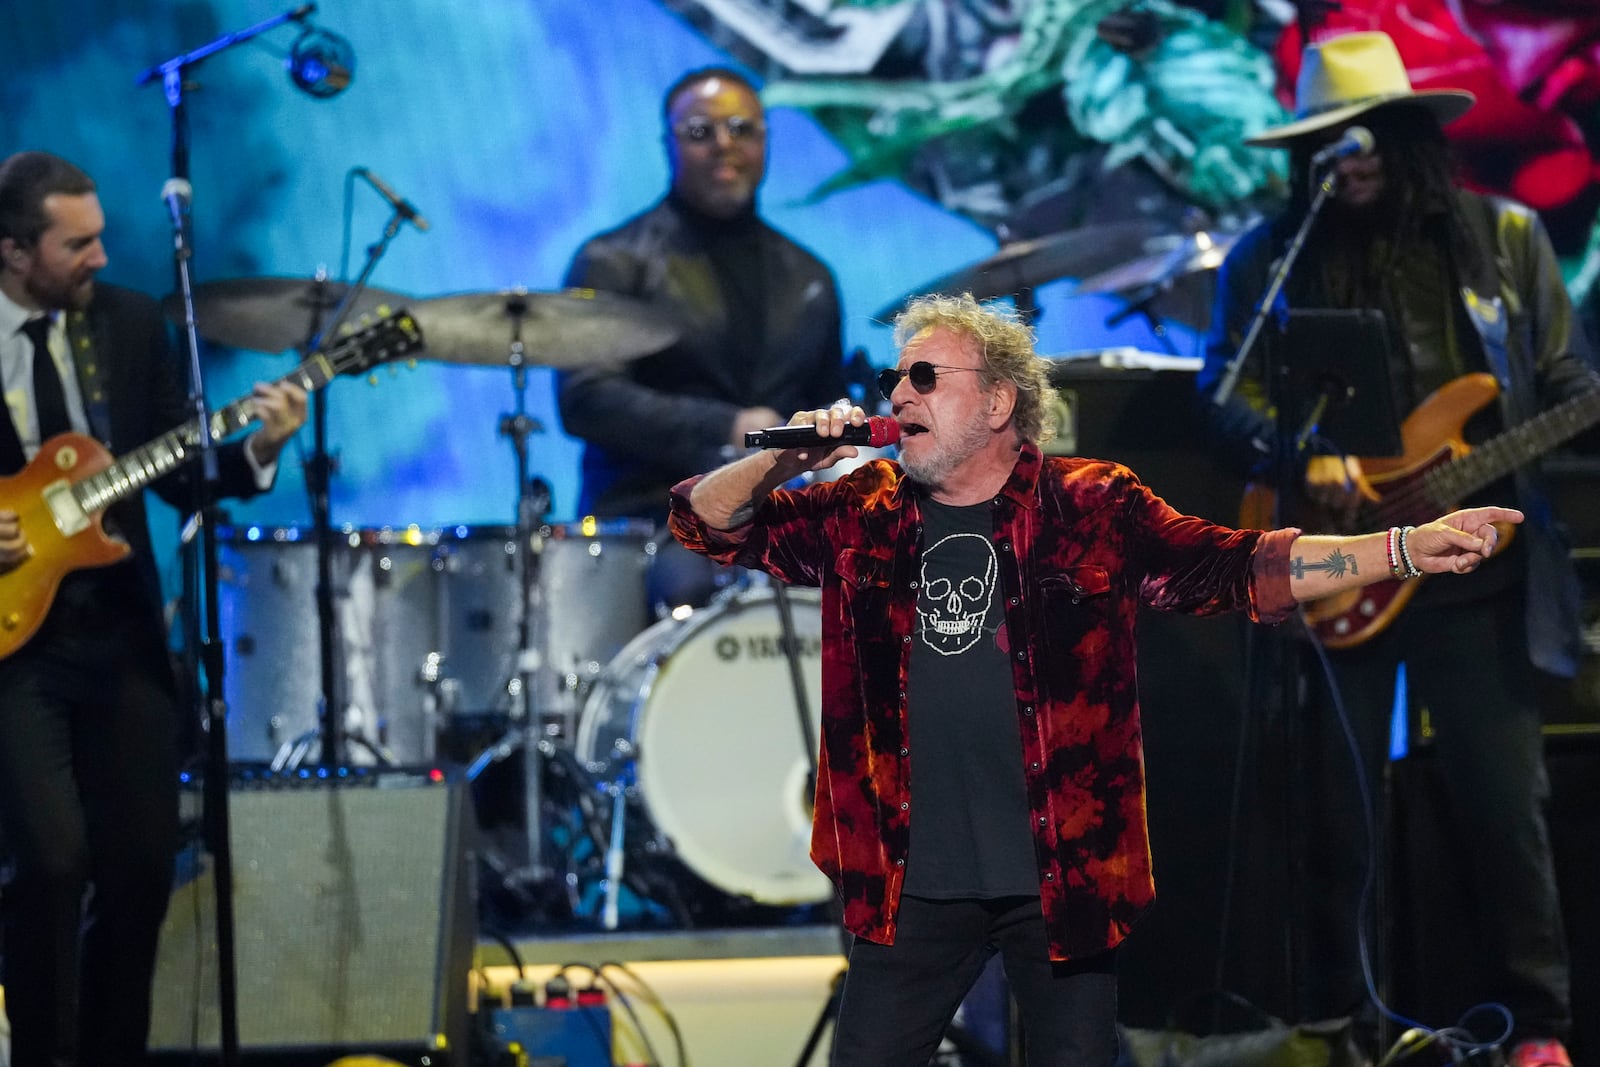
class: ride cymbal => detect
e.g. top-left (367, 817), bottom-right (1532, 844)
top-left (164, 277), bottom-right (411, 353)
top-left (874, 221), bottom-right (1166, 321)
top-left (1074, 229), bottom-right (1243, 297)
top-left (409, 288), bottom-right (678, 369)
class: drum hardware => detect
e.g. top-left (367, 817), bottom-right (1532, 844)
top-left (575, 585), bottom-right (832, 924)
top-left (1074, 222), bottom-right (1246, 343)
top-left (168, 229), bottom-right (421, 772)
top-left (596, 574), bottom-right (823, 930)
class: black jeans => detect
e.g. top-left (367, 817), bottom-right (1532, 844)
top-left (831, 894), bottom-right (1120, 1067)
top-left (1302, 584), bottom-right (1571, 1042)
top-left (0, 570), bottom-right (180, 1067)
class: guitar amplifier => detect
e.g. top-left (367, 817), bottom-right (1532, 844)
top-left (149, 767), bottom-right (474, 1065)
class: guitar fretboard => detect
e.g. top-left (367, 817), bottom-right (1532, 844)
top-left (1424, 387), bottom-right (1600, 507)
top-left (63, 316), bottom-right (413, 517)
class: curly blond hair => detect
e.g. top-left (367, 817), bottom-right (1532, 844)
top-left (891, 292), bottom-right (1058, 445)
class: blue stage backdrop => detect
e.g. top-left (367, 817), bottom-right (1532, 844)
top-left (9, 2), bottom-right (1587, 591)
top-left (2, 0), bottom-right (1205, 591)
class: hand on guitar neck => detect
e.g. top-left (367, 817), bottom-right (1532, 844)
top-left (243, 378), bottom-right (310, 468)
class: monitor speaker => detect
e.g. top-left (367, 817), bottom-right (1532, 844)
top-left (148, 771), bottom-right (474, 1065)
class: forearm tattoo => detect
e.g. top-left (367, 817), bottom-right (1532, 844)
top-left (1289, 549), bottom-right (1358, 581)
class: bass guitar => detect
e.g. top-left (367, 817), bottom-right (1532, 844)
top-left (1241, 372), bottom-right (1600, 648)
top-left (0, 308), bottom-right (423, 661)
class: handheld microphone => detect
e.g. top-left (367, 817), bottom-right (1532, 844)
top-left (354, 167), bottom-right (430, 231)
top-left (1310, 126), bottom-right (1375, 169)
top-left (160, 177), bottom-right (192, 230)
top-left (745, 416), bottom-right (901, 449)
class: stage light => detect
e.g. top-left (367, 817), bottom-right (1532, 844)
top-left (287, 25), bottom-right (354, 98)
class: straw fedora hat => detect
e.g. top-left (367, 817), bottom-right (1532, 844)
top-left (1247, 31), bottom-right (1475, 147)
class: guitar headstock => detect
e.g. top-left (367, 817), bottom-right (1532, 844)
top-left (324, 307), bottom-right (425, 378)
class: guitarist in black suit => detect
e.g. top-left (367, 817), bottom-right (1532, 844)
top-left (1198, 33), bottom-right (1599, 1067)
top-left (0, 151), bottom-right (307, 1066)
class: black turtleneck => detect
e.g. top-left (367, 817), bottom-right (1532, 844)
top-left (667, 190), bottom-right (769, 398)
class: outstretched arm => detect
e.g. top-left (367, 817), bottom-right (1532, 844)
top-left (1278, 506), bottom-right (1522, 603)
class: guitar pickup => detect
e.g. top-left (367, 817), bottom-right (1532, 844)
top-left (43, 479), bottom-right (90, 537)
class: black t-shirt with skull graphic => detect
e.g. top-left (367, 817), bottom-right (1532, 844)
top-left (902, 495), bottom-right (1039, 899)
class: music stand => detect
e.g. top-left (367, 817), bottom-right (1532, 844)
top-left (1269, 308), bottom-right (1404, 461)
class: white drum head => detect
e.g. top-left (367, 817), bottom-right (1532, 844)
top-left (583, 588), bottom-right (832, 905)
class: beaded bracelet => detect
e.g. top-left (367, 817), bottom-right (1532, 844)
top-left (1395, 525), bottom-right (1422, 580)
top-left (1385, 526), bottom-right (1401, 579)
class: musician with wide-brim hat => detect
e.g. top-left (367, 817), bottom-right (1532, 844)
top-left (1197, 29), bottom-right (1596, 1067)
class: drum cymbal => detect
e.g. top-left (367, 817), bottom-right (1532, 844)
top-left (874, 221), bottom-right (1166, 321)
top-left (410, 288), bottom-right (679, 368)
top-left (1074, 229), bottom-right (1243, 297)
top-left (164, 277), bottom-right (411, 353)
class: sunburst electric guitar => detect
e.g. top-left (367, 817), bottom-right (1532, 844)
top-left (1241, 372), bottom-right (1600, 649)
top-left (0, 308), bottom-right (423, 661)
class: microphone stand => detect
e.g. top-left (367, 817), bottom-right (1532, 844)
top-left (1208, 163), bottom-right (1342, 1019)
top-left (302, 209), bottom-right (410, 769)
top-left (1210, 165), bottom-right (1339, 409)
top-left (167, 194), bottom-right (243, 1067)
top-left (138, 12), bottom-right (315, 1064)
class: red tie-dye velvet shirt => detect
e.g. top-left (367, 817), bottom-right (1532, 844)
top-left (668, 442), bottom-right (1298, 961)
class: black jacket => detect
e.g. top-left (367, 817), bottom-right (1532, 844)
top-left (557, 196), bottom-right (846, 519)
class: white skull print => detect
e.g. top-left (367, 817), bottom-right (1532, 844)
top-left (918, 532), bottom-right (998, 656)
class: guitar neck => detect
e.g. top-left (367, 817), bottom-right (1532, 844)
top-left (1427, 387), bottom-right (1600, 506)
top-left (70, 351), bottom-right (342, 517)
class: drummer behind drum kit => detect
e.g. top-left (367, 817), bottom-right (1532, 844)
top-left (177, 215), bottom-right (1236, 930)
top-left (174, 276), bottom-right (835, 930)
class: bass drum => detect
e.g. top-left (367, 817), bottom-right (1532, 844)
top-left (576, 585), bottom-right (833, 906)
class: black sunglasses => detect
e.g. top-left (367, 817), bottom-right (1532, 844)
top-left (877, 361), bottom-right (980, 401)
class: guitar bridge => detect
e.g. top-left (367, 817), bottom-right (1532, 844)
top-left (43, 479), bottom-right (89, 537)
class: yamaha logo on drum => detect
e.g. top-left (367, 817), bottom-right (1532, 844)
top-left (713, 630), bottom-right (822, 663)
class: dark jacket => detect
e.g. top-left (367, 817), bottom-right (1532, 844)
top-left (558, 196), bottom-right (846, 519)
top-left (1200, 190), bottom-right (1600, 677)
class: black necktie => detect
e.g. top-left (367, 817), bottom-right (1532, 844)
top-left (21, 316), bottom-right (71, 441)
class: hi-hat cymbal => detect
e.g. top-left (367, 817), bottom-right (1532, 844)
top-left (410, 288), bottom-right (679, 368)
top-left (164, 277), bottom-right (411, 353)
top-left (874, 221), bottom-right (1166, 322)
top-left (1074, 229), bottom-right (1243, 297)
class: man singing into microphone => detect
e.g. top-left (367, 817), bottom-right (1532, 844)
top-left (1199, 32), bottom-right (1596, 1066)
top-left (0, 150), bottom-right (307, 1066)
top-left (670, 290), bottom-right (1523, 1066)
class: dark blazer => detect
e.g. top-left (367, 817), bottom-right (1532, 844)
top-left (557, 196), bottom-right (846, 518)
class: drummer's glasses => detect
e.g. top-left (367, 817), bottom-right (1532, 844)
top-left (674, 116), bottom-right (765, 144)
top-left (878, 362), bottom-right (982, 401)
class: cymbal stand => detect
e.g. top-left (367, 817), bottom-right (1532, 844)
top-left (465, 296), bottom-right (557, 893)
top-left (1103, 287), bottom-right (1182, 355)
